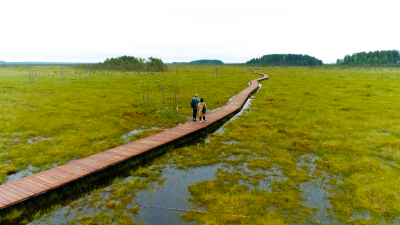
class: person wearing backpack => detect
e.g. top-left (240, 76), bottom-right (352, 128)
top-left (190, 94), bottom-right (200, 122)
top-left (198, 98), bottom-right (207, 123)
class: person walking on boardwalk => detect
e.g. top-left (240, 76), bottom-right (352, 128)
top-left (190, 94), bottom-right (200, 122)
top-left (198, 98), bottom-right (207, 123)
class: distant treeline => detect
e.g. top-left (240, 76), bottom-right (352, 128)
top-left (336, 50), bottom-right (400, 67)
top-left (76, 56), bottom-right (167, 71)
top-left (188, 59), bottom-right (224, 65)
top-left (172, 59), bottom-right (224, 65)
top-left (245, 54), bottom-right (323, 66)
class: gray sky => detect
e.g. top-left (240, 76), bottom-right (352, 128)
top-left (1, 0), bottom-right (399, 63)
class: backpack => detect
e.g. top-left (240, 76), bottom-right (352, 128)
top-left (201, 103), bottom-right (206, 113)
top-left (190, 98), bottom-right (196, 108)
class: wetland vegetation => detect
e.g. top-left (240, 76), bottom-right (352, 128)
top-left (0, 65), bottom-right (256, 185)
top-left (2, 66), bottom-right (400, 224)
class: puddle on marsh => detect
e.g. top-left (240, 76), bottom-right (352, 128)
top-left (296, 154), bottom-right (342, 224)
top-left (30, 163), bottom-right (221, 225)
top-left (351, 210), bottom-right (371, 221)
top-left (28, 147), bottom-right (346, 224)
top-left (240, 163), bottom-right (287, 192)
top-left (5, 164), bottom-right (40, 183)
top-left (27, 135), bottom-right (52, 144)
top-left (128, 164), bottom-right (221, 224)
top-left (0, 150), bottom-right (8, 156)
top-left (121, 127), bottom-right (163, 144)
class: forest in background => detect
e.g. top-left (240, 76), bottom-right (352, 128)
top-left (2, 50), bottom-right (400, 68)
top-left (336, 50), bottom-right (400, 67)
top-left (245, 54), bottom-right (323, 66)
top-left (171, 59), bottom-right (224, 65)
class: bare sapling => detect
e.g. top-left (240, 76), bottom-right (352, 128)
top-left (146, 87), bottom-right (149, 106)
top-left (172, 85), bottom-right (179, 113)
top-left (142, 82), bottom-right (145, 105)
top-left (60, 68), bottom-right (64, 80)
top-left (158, 85), bottom-right (165, 110)
top-left (28, 67), bottom-right (35, 84)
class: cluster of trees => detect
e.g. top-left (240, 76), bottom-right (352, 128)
top-left (0, 61), bottom-right (6, 64)
top-left (188, 59), bottom-right (224, 65)
top-left (336, 50), bottom-right (400, 67)
top-left (246, 54), bottom-right (323, 66)
top-left (79, 56), bottom-right (167, 71)
top-left (172, 59), bottom-right (224, 65)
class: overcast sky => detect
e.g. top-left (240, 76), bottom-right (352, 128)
top-left (1, 0), bottom-right (399, 63)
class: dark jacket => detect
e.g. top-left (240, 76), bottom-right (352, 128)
top-left (191, 97), bottom-right (200, 109)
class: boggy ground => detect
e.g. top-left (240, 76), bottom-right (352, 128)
top-left (0, 65), bottom-right (257, 183)
top-left (5, 67), bottom-right (400, 224)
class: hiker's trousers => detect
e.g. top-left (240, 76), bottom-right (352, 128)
top-left (192, 109), bottom-right (197, 120)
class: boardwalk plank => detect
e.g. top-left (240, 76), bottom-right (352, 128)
top-left (23, 177), bottom-right (52, 191)
top-left (77, 158), bottom-right (106, 169)
top-left (89, 154), bottom-right (121, 164)
top-left (0, 187), bottom-right (25, 202)
top-left (87, 155), bottom-right (119, 167)
top-left (1, 184), bottom-right (30, 198)
top-left (0, 196), bottom-right (12, 205)
top-left (3, 183), bottom-right (35, 196)
top-left (65, 162), bottom-right (96, 173)
top-left (32, 174), bottom-right (64, 186)
top-left (106, 148), bottom-right (134, 157)
top-left (108, 148), bottom-right (136, 157)
top-left (0, 189), bottom-right (19, 202)
top-left (56, 165), bottom-right (87, 178)
top-left (91, 153), bottom-right (124, 163)
top-left (25, 176), bottom-right (55, 189)
top-left (12, 179), bottom-right (44, 193)
top-left (45, 170), bottom-right (76, 181)
top-left (40, 169), bottom-right (77, 184)
top-left (69, 161), bottom-right (100, 171)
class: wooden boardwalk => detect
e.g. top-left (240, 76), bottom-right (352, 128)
top-left (0, 72), bottom-right (269, 210)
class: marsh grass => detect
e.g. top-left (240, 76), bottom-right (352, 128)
top-left (0, 65), bottom-right (257, 183)
top-left (1, 92), bottom-right (247, 224)
top-left (7, 67), bottom-right (400, 224)
top-left (182, 67), bottom-right (400, 224)
top-left (158, 67), bottom-right (400, 224)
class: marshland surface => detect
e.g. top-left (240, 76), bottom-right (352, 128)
top-left (2, 66), bottom-right (400, 224)
top-left (0, 65), bottom-right (256, 184)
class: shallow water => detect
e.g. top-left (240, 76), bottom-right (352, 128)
top-left (130, 164), bottom-right (221, 224)
top-left (29, 163), bottom-right (222, 224)
top-left (5, 164), bottom-right (40, 183)
top-left (0, 150), bottom-right (8, 156)
top-left (27, 135), bottom-right (52, 144)
top-left (121, 127), bottom-right (163, 144)
top-left (296, 154), bottom-right (342, 224)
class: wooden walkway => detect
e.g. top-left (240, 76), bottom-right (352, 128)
top-left (0, 72), bottom-right (269, 210)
